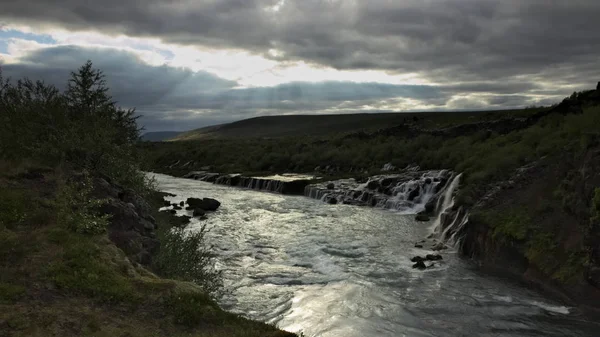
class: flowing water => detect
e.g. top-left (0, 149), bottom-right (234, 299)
top-left (152, 173), bottom-right (599, 337)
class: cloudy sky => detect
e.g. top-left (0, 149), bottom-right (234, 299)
top-left (1, 0), bottom-right (599, 132)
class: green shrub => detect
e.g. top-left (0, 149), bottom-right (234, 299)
top-left (0, 189), bottom-right (29, 229)
top-left (55, 171), bottom-right (111, 235)
top-left (0, 282), bottom-right (26, 304)
top-left (153, 225), bottom-right (223, 298)
top-left (166, 291), bottom-right (220, 327)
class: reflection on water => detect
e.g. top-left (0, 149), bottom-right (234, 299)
top-left (152, 173), bottom-right (599, 337)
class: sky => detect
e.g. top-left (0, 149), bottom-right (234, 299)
top-left (1, 0), bottom-right (599, 132)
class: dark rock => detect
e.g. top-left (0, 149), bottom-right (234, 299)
top-left (408, 188), bottom-right (420, 201)
top-left (101, 200), bottom-right (141, 232)
top-left (187, 197), bottom-right (221, 211)
top-left (109, 230), bottom-right (143, 256)
top-left (327, 197), bottom-right (338, 205)
top-left (367, 180), bottom-right (380, 190)
top-left (179, 201), bottom-right (185, 206)
top-left (327, 183), bottom-right (335, 190)
top-left (185, 206), bottom-right (193, 210)
top-left (412, 260), bottom-right (427, 270)
top-left (193, 208), bottom-right (206, 217)
top-left (414, 243), bottom-right (424, 248)
top-left (381, 177), bottom-right (394, 187)
top-left (139, 218), bottom-right (156, 231)
top-left (171, 203), bottom-right (179, 207)
top-left (355, 176), bottom-right (367, 184)
top-left (169, 209), bottom-right (177, 214)
top-left (424, 198), bottom-right (436, 214)
top-left (141, 237), bottom-right (160, 255)
top-left (173, 205), bottom-right (182, 210)
top-left (426, 254), bottom-right (443, 261)
top-left (163, 200), bottom-right (172, 207)
top-left (415, 214), bottom-right (430, 222)
top-left (92, 177), bottom-right (120, 199)
top-left (201, 198), bottom-right (221, 211)
top-left (432, 242), bottom-right (448, 251)
top-left (425, 177), bottom-right (432, 184)
top-left (122, 189), bottom-right (153, 219)
top-left (410, 256), bottom-right (425, 263)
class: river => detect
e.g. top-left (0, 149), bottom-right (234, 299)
top-left (152, 173), bottom-right (599, 337)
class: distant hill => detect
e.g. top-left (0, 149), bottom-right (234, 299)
top-left (141, 131), bottom-right (182, 142)
top-left (172, 109), bottom-right (543, 141)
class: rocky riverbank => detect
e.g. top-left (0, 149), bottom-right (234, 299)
top-left (0, 164), bottom-right (296, 337)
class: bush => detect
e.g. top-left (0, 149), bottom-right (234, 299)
top-left (153, 225), bottom-right (223, 298)
top-left (55, 171), bottom-right (111, 235)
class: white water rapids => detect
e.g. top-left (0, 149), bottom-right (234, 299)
top-left (152, 173), bottom-right (599, 337)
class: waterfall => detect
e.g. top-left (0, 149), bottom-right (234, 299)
top-left (430, 173), bottom-right (462, 233)
top-left (304, 170), bottom-right (453, 213)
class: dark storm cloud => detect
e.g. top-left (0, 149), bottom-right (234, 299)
top-left (0, 45), bottom-right (448, 131)
top-left (1, 0), bottom-right (599, 91)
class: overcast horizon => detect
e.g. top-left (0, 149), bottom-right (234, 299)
top-left (1, 0), bottom-right (599, 132)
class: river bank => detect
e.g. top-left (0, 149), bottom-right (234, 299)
top-left (0, 162), bottom-right (297, 337)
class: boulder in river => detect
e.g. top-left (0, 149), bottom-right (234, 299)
top-left (327, 197), bottom-right (338, 205)
top-left (426, 254), bottom-right (443, 261)
top-left (186, 197), bottom-right (221, 211)
top-left (432, 242), bottom-right (448, 251)
top-left (367, 180), bottom-right (380, 190)
top-left (327, 183), bottom-right (335, 190)
top-left (414, 243), bottom-right (424, 248)
top-left (408, 188), bottom-right (420, 201)
top-left (415, 214), bottom-right (430, 222)
top-left (410, 256), bottom-right (425, 263)
top-left (179, 201), bottom-right (185, 206)
top-left (412, 260), bottom-right (427, 270)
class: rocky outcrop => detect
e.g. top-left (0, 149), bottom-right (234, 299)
top-left (94, 177), bottom-right (160, 266)
top-left (443, 147), bottom-right (600, 316)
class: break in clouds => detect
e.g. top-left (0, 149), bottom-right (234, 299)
top-left (1, 0), bottom-right (599, 131)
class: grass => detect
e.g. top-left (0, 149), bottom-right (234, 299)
top-left (0, 163), bottom-right (297, 337)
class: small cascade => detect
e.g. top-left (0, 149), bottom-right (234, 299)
top-left (304, 170), bottom-right (454, 213)
top-left (428, 173), bottom-right (470, 248)
top-left (183, 171), bottom-right (312, 195)
top-left (431, 173), bottom-right (462, 233)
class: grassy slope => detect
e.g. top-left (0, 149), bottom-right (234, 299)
top-left (0, 162), bottom-right (295, 337)
top-left (173, 108), bottom-right (546, 141)
top-left (463, 145), bottom-right (600, 314)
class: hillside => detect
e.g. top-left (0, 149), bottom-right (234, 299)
top-left (172, 108), bottom-right (546, 141)
top-left (141, 131), bottom-right (182, 142)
